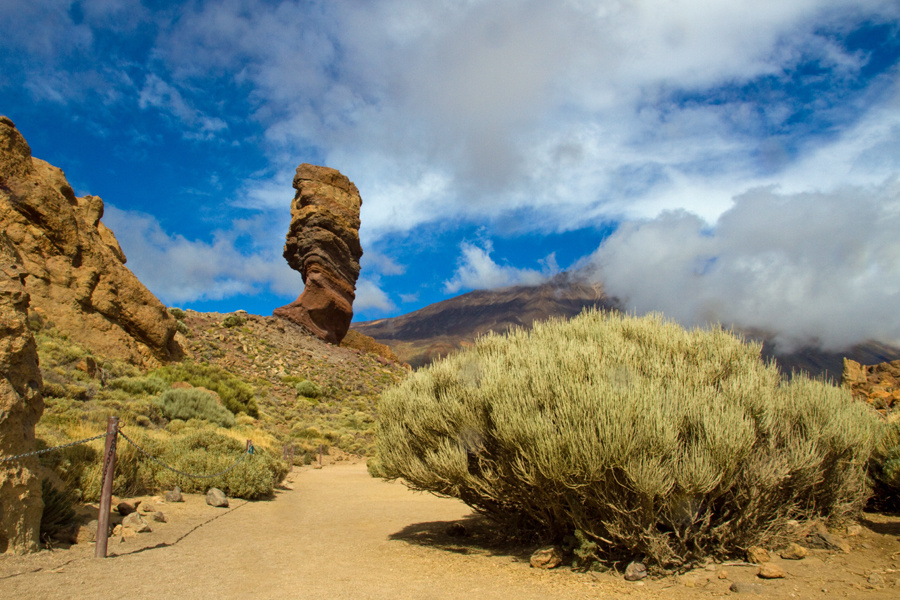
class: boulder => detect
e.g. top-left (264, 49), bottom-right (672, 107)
top-left (0, 230), bottom-right (44, 554)
top-left (0, 116), bottom-right (182, 366)
top-left (842, 357), bottom-right (900, 415)
top-left (274, 164), bottom-right (363, 345)
top-left (206, 488), bottom-right (229, 508)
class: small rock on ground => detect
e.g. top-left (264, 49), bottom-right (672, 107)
top-left (206, 488), bottom-right (229, 508)
top-left (529, 546), bottom-right (562, 569)
top-left (116, 501), bottom-right (140, 515)
top-left (746, 546), bottom-right (770, 563)
top-left (780, 543), bottom-right (807, 560)
top-left (730, 581), bottom-right (764, 594)
top-left (624, 561), bottom-right (647, 581)
top-left (757, 563), bottom-right (785, 579)
top-left (165, 486), bottom-right (184, 503)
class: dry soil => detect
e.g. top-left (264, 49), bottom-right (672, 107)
top-left (2, 462), bottom-right (899, 599)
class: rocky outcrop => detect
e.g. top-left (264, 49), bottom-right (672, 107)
top-left (0, 116), bottom-right (182, 366)
top-left (842, 357), bottom-right (900, 416)
top-left (0, 232), bottom-right (44, 555)
top-left (274, 164), bottom-right (363, 344)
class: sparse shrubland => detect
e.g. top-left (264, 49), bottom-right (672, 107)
top-left (375, 309), bottom-right (880, 569)
top-left (30, 308), bottom-right (404, 532)
top-left (153, 361), bottom-right (259, 418)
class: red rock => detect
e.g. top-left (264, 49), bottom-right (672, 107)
top-left (274, 165), bottom-right (362, 345)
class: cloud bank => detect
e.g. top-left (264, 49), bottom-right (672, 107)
top-left (585, 178), bottom-right (900, 351)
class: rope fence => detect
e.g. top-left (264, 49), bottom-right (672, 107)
top-left (1, 415), bottom-right (296, 558)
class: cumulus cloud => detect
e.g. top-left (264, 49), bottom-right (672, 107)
top-left (354, 278), bottom-right (395, 312)
top-left (103, 206), bottom-right (299, 304)
top-left (584, 178), bottom-right (900, 352)
top-left (444, 241), bottom-right (556, 294)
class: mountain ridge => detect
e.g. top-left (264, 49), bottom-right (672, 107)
top-left (353, 277), bottom-right (900, 379)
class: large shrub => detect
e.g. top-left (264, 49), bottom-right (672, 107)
top-left (376, 310), bottom-right (879, 568)
top-left (154, 388), bottom-right (236, 428)
top-left (154, 362), bottom-right (258, 417)
top-left (869, 419), bottom-right (900, 511)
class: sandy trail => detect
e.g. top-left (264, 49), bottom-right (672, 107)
top-left (3, 463), bottom-right (899, 600)
top-left (0, 464), bottom-right (610, 599)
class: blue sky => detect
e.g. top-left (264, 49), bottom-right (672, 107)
top-left (2, 0), bottom-right (900, 352)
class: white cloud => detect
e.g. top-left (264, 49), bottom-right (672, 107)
top-left (585, 178), bottom-right (900, 352)
top-left (444, 241), bottom-right (556, 294)
top-left (354, 278), bottom-right (395, 312)
top-left (103, 205), bottom-right (299, 304)
top-left (138, 75), bottom-right (227, 138)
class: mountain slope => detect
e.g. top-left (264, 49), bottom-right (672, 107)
top-left (354, 276), bottom-right (616, 368)
top-left (353, 279), bottom-right (900, 380)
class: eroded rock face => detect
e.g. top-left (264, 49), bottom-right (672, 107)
top-left (274, 164), bottom-right (363, 344)
top-left (0, 232), bottom-right (44, 555)
top-left (842, 357), bottom-right (900, 417)
top-left (0, 116), bottom-right (182, 366)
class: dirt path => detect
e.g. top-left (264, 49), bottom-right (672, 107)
top-left (2, 463), bottom-right (899, 599)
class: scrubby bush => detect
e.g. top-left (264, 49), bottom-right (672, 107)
top-left (154, 388), bottom-right (237, 428)
top-left (154, 362), bottom-right (258, 417)
top-left (153, 429), bottom-right (289, 499)
top-left (222, 313), bottom-right (246, 328)
top-left (108, 375), bottom-right (170, 396)
top-left (296, 380), bottom-right (322, 399)
top-left (869, 419), bottom-right (900, 511)
top-left (168, 307), bottom-right (187, 320)
top-left (376, 309), bottom-right (880, 569)
top-left (76, 427), bottom-right (288, 501)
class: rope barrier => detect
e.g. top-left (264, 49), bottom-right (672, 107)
top-left (117, 428), bottom-right (254, 480)
top-left (0, 432), bottom-right (111, 463)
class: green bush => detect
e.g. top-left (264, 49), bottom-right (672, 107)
top-left (108, 375), bottom-right (170, 396)
top-left (376, 310), bottom-right (879, 568)
top-left (77, 428), bottom-right (288, 501)
top-left (868, 419), bottom-right (900, 511)
top-left (295, 380), bottom-right (322, 398)
top-left (154, 388), bottom-right (236, 428)
top-left (153, 362), bottom-right (258, 418)
top-left (168, 307), bottom-right (187, 320)
top-left (222, 314), bottom-right (246, 328)
top-left (153, 429), bottom-right (289, 499)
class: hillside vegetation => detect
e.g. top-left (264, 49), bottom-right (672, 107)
top-left (374, 309), bottom-right (883, 570)
top-left (34, 308), bottom-right (406, 516)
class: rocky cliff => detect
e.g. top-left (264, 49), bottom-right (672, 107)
top-left (0, 116), bottom-right (182, 366)
top-left (0, 233), bottom-right (44, 555)
top-left (274, 164), bottom-right (363, 345)
top-left (842, 357), bottom-right (900, 418)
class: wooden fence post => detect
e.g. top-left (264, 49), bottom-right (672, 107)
top-left (95, 416), bottom-right (119, 558)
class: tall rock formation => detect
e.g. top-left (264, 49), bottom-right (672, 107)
top-left (0, 233), bottom-right (44, 555)
top-left (274, 164), bottom-right (363, 345)
top-left (0, 116), bottom-right (182, 366)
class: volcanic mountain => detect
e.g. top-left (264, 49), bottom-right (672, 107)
top-left (352, 275), bottom-right (900, 380)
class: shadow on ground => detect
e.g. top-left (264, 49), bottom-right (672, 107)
top-left (389, 513), bottom-right (536, 560)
